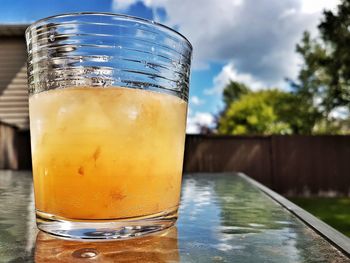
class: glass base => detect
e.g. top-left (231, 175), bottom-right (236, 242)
top-left (36, 207), bottom-right (178, 241)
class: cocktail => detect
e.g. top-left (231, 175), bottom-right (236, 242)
top-left (25, 13), bottom-right (192, 240)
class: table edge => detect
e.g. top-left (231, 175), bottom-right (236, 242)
top-left (238, 173), bottom-right (350, 257)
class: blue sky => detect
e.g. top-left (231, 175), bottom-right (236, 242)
top-left (1, 0), bottom-right (340, 132)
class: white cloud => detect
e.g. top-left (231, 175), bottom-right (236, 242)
top-left (186, 111), bottom-right (215, 134)
top-left (111, 0), bottom-right (340, 88)
top-left (301, 0), bottom-right (340, 14)
top-left (112, 0), bottom-right (138, 11)
top-left (190, 96), bottom-right (204, 106)
top-left (205, 62), bottom-right (266, 95)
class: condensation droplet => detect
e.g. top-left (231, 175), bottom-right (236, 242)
top-left (171, 60), bottom-right (178, 67)
top-left (49, 34), bottom-right (55, 42)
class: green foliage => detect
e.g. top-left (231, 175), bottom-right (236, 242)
top-left (217, 89), bottom-right (315, 135)
top-left (290, 197), bottom-right (350, 237)
top-left (292, 0), bottom-right (350, 133)
top-left (222, 81), bottom-right (250, 107)
top-left (318, 1), bottom-right (350, 109)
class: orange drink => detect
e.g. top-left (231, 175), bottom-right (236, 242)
top-left (29, 87), bottom-right (187, 220)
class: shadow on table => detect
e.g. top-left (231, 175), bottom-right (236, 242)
top-left (34, 227), bottom-right (179, 262)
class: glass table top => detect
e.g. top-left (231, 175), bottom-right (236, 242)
top-left (0, 171), bottom-right (349, 262)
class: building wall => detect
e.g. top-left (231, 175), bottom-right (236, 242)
top-left (0, 37), bottom-right (29, 129)
top-left (0, 37), bottom-right (26, 95)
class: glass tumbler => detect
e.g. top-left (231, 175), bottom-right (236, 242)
top-left (25, 12), bottom-right (192, 240)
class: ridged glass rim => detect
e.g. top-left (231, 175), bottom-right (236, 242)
top-left (25, 12), bottom-right (193, 51)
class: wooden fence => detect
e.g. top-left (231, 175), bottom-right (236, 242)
top-left (0, 127), bottom-right (349, 196)
top-left (184, 135), bottom-right (350, 196)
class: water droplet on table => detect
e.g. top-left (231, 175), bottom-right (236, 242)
top-left (72, 248), bottom-right (98, 259)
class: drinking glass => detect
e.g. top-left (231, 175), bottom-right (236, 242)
top-left (25, 12), bottom-right (192, 240)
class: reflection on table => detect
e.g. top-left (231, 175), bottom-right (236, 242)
top-left (35, 227), bottom-right (179, 262)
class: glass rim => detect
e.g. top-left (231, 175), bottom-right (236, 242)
top-left (25, 12), bottom-right (193, 51)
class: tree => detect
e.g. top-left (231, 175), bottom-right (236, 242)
top-left (222, 81), bottom-right (250, 108)
top-left (318, 1), bottom-right (350, 110)
top-left (291, 0), bottom-right (350, 133)
top-left (217, 89), bottom-right (315, 135)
